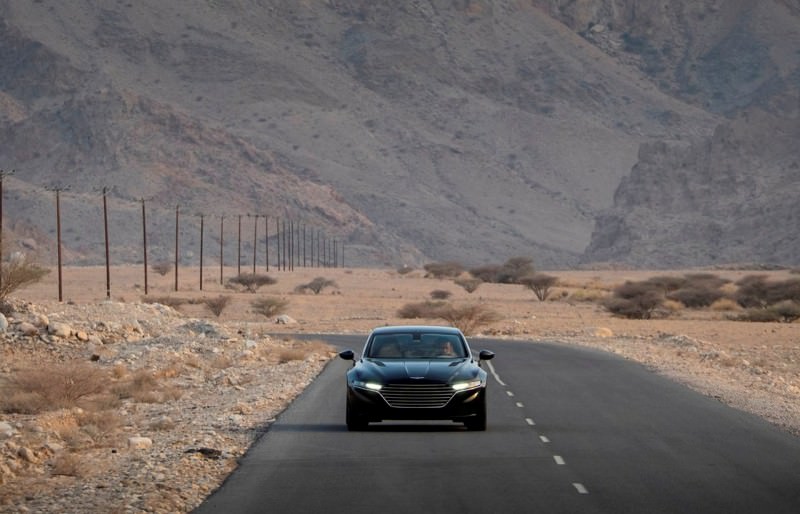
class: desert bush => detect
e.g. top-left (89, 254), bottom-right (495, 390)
top-left (141, 295), bottom-right (188, 308)
top-left (2, 361), bottom-right (107, 413)
top-left (295, 277), bottom-right (337, 294)
top-left (436, 304), bottom-right (501, 335)
top-left (278, 348), bottom-right (308, 363)
top-left (227, 273), bottom-right (277, 293)
top-left (667, 287), bottom-right (724, 308)
top-left (569, 288), bottom-right (608, 302)
top-left (764, 279), bottom-right (800, 304)
top-left (603, 281), bottom-right (663, 319)
top-left (710, 298), bottom-right (742, 312)
top-left (468, 264), bottom-right (502, 283)
top-left (430, 289), bottom-right (452, 300)
top-left (734, 275), bottom-right (770, 308)
top-left (397, 265), bottom-right (414, 275)
top-left (454, 277), bottom-right (482, 293)
top-left (251, 297), bottom-right (289, 318)
top-left (0, 254), bottom-right (49, 300)
top-left (520, 273), bottom-right (558, 301)
top-left (683, 273), bottom-right (730, 290)
top-left (152, 261), bottom-right (172, 276)
top-left (735, 301), bottom-right (800, 323)
top-left (397, 301), bottom-right (447, 319)
top-left (51, 453), bottom-right (87, 477)
top-left (424, 261), bottom-right (464, 279)
top-left (203, 295), bottom-right (231, 317)
top-left (643, 275), bottom-right (687, 294)
top-left (496, 256), bottom-right (535, 284)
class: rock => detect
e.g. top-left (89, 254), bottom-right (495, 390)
top-left (128, 436), bottom-right (153, 450)
top-left (75, 330), bottom-right (90, 341)
top-left (17, 322), bottom-right (38, 336)
top-left (275, 314), bottom-right (297, 325)
top-left (48, 322), bottom-right (73, 338)
top-left (0, 421), bottom-right (15, 439)
top-left (18, 447), bottom-right (37, 463)
top-left (593, 327), bottom-right (614, 338)
top-left (35, 314), bottom-right (49, 327)
top-left (0, 313), bottom-right (8, 333)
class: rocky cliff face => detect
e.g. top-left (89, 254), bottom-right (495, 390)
top-left (0, 1), bottom-right (797, 269)
top-left (584, 107), bottom-right (800, 267)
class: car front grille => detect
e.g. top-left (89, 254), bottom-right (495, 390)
top-left (379, 383), bottom-right (455, 408)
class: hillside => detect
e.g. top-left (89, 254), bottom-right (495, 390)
top-left (0, 1), bottom-right (798, 268)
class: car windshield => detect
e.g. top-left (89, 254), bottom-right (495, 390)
top-left (367, 333), bottom-right (467, 359)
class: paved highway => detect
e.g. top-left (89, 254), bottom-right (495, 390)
top-left (194, 336), bottom-right (800, 513)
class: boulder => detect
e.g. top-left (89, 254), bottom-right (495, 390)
top-left (17, 322), bottom-right (38, 336)
top-left (0, 421), bottom-right (15, 439)
top-left (0, 313), bottom-right (7, 333)
top-left (128, 436), bottom-right (153, 450)
top-left (48, 322), bottom-right (73, 338)
top-left (275, 314), bottom-right (297, 325)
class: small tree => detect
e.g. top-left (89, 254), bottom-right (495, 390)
top-left (430, 289), bottom-right (452, 300)
top-left (152, 261), bottom-right (172, 276)
top-left (603, 281), bottom-right (664, 319)
top-left (454, 278), bottom-right (482, 294)
top-left (251, 297), bottom-right (289, 318)
top-left (0, 254), bottom-right (49, 301)
top-left (295, 277), bottom-right (337, 295)
top-left (436, 304), bottom-right (501, 336)
top-left (227, 273), bottom-right (277, 293)
top-left (520, 273), bottom-right (558, 301)
top-left (496, 256), bottom-right (535, 284)
top-left (423, 261), bottom-right (464, 279)
top-left (203, 295), bottom-right (231, 317)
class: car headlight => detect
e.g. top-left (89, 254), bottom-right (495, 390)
top-left (451, 379), bottom-right (482, 391)
top-left (352, 380), bottom-right (383, 391)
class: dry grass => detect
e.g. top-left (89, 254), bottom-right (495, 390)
top-left (1, 361), bottom-right (108, 413)
top-left (51, 452), bottom-right (87, 477)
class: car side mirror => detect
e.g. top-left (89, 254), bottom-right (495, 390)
top-left (339, 350), bottom-right (355, 361)
top-left (478, 350), bottom-right (495, 361)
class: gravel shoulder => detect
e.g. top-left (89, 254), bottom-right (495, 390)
top-left (1, 266), bottom-right (798, 512)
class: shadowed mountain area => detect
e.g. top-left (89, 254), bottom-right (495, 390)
top-left (0, 0), bottom-right (797, 268)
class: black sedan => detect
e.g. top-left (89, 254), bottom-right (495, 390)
top-left (339, 325), bottom-right (495, 431)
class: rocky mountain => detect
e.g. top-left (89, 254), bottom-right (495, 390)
top-left (0, 0), bottom-right (797, 269)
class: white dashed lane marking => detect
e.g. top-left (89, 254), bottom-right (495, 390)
top-left (573, 483), bottom-right (589, 495)
top-left (539, 435), bottom-right (550, 443)
top-left (554, 456), bottom-right (566, 465)
top-left (506, 390), bottom-right (515, 397)
top-left (485, 360), bottom-right (506, 386)
top-left (525, 418), bottom-right (536, 426)
top-left (515, 402), bottom-right (524, 408)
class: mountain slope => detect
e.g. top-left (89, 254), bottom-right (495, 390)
top-left (0, 1), bottom-right (797, 268)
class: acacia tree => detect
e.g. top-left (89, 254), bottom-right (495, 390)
top-left (520, 273), bottom-right (558, 301)
top-left (0, 254), bottom-right (49, 301)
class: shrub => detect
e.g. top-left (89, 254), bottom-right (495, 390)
top-left (643, 275), bottom-right (687, 294)
top-left (251, 297), bottom-right (289, 318)
top-left (2, 361), bottom-right (107, 413)
top-left (152, 261), bottom-right (172, 276)
top-left (683, 273), bottom-right (730, 290)
top-left (424, 261), bottom-right (464, 279)
top-left (397, 301), bottom-right (446, 319)
top-left (397, 265), bottom-right (414, 275)
top-left (454, 277), bottom-right (482, 293)
top-left (295, 277), bottom-right (338, 294)
top-left (227, 273), bottom-right (277, 293)
top-left (603, 281), bottom-right (663, 319)
top-left (430, 289), bottom-right (452, 300)
top-left (710, 298), bottom-right (742, 312)
top-left (496, 256), bottom-right (535, 284)
top-left (734, 302), bottom-right (800, 323)
top-left (734, 275), bottom-right (770, 308)
top-left (203, 295), bottom-right (231, 317)
top-left (468, 264), bottom-right (502, 283)
top-left (667, 287), bottom-right (724, 308)
top-left (141, 295), bottom-right (188, 308)
top-left (520, 273), bottom-right (558, 301)
top-left (436, 304), bottom-right (501, 335)
top-left (0, 254), bottom-right (49, 300)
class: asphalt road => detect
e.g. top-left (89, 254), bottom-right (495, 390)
top-left (194, 336), bottom-right (800, 514)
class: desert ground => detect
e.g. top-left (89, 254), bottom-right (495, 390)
top-left (1, 264), bottom-right (799, 512)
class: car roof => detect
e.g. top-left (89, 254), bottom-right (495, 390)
top-left (369, 325), bottom-right (463, 336)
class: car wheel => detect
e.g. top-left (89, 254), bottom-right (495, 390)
top-left (346, 400), bottom-right (369, 431)
top-left (464, 392), bottom-right (486, 431)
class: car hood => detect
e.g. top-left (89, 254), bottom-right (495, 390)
top-left (356, 358), bottom-right (476, 384)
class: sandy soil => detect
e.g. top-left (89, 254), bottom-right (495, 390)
top-left (1, 265), bottom-right (798, 512)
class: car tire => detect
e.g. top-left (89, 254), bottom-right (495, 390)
top-left (346, 400), bottom-right (369, 431)
top-left (464, 391), bottom-right (487, 431)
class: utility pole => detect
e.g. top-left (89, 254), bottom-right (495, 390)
top-left (174, 205), bottom-right (179, 292)
top-left (102, 187), bottom-right (111, 299)
top-left (0, 169), bottom-right (15, 292)
top-left (219, 215), bottom-right (224, 285)
top-left (141, 198), bottom-right (149, 295)
top-left (46, 186), bottom-right (68, 302)
top-left (264, 215), bottom-right (269, 272)
top-left (199, 213), bottom-right (205, 291)
top-left (237, 214), bottom-right (242, 276)
top-left (251, 214), bottom-right (258, 274)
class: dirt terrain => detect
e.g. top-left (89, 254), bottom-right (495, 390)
top-left (1, 265), bottom-right (798, 512)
